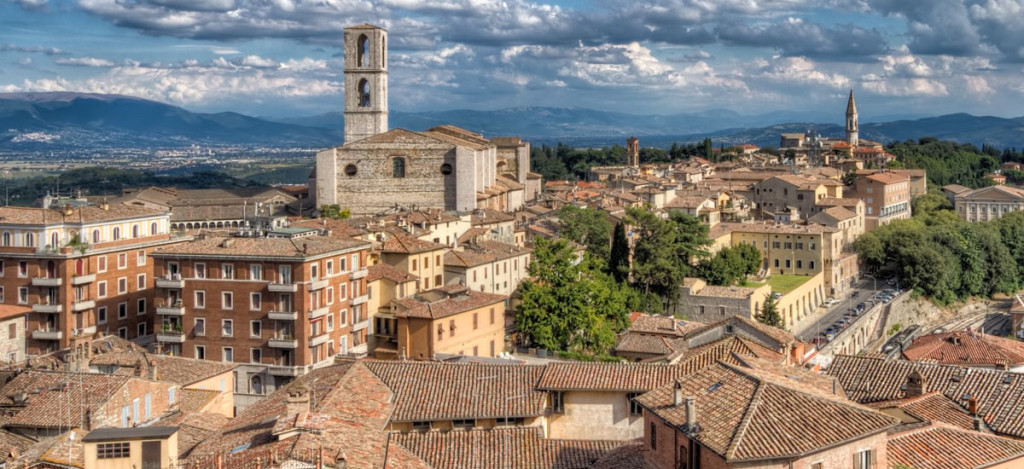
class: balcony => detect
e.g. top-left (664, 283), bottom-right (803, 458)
top-left (350, 268), bottom-right (368, 280)
top-left (71, 274), bottom-right (96, 286)
top-left (78, 325), bottom-right (97, 335)
top-left (156, 305), bottom-right (186, 316)
top-left (351, 294), bottom-right (369, 306)
top-left (32, 329), bottom-right (63, 340)
top-left (308, 278), bottom-right (329, 291)
top-left (71, 299), bottom-right (95, 312)
top-left (309, 306), bottom-right (329, 320)
top-left (268, 282), bottom-right (298, 293)
top-left (155, 275), bottom-right (185, 289)
top-left (352, 319), bottom-right (370, 332)
top-left (32, 277), bottom-right (63, 287)
top-left (156, 331), bottom-right (186, 343)
top-left (269, 337), bottom-right (299, 349)
top-left (309, 333), bottom-right (331, 347)
top-left (267, 365), bottom-right (302, 377)
top-left (32, 303), bottom-right (62, 314)
top-left (268, 311), bottom-right (298, 321)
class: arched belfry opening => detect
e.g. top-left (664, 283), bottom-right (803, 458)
top-left (358, 34), bottom-right (370, 67)
top-left (343, 24), bottom-right (389, 144)
top-left (358, 78), bottom-right (371, 107)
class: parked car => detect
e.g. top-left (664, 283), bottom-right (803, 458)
top-left (823, 298), bottom-right (839, 307)
top-left (772, 291), bottom-right (782, 300)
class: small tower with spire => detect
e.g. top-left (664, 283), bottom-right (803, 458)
top-left (845, 89), bottom-right (859, 148)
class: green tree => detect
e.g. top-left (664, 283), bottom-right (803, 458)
top-left (758, 294), bottom-right (782, 328)
top-left (627, 207), bottom-right (710, 312)
top-left (608, 222), bottom-right (630, 283)
top-left (319, 204), bottom-right (351, 220)
top-left (702, 138), bottom-right (713, 161)
top-left (558, 205), bottom-right (611, 255)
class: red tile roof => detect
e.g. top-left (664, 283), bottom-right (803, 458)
top-left (392, 285), bottom-right (506, 320)
top-left (865, 391), bottom-right (975, 431)
top-left (0, 371), bottom-right (131, 429)
top-left (0, 304), bottom-right (29, 321)
top-left (888, 423), bottom-right (1024, 469)
top-left (387, 427), bottom-right (624, 469)
top-left (537, 362), bottom-right (692, 392)
top-left (903, 330), bottom-right (1024, 367)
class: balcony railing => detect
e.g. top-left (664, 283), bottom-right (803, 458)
top-left (351, 294), bottom-right (369, 306)
top-left (352, 319), bottom-right (370, 332)
top-left (71, 299), bottom-right (96, 312)
top-left (268, 282), bottom-right (298, 293)
top-left (32, 328), bottom-right (63, 340)
top-left (71, 274), bottom-right (96, 286)
top-left (32, 277), bottom-right (63, 287)
top-left (308, 278), bottom-right (329, 291)
top-left (309, 306), bottom-right (329, 319)
top-left (32, 303), bottom-right (62, 313)
top-left (309, 333), bottom-right (331, 347)
top-left (267, 365), bottom-right (302, 377)
top-left (268, 311), bottom-right (298, 321)
top-left (269, 336), bottom-right (299, 349)
top-left (156, 275), bottom-right (185, 289)
top-left (157, 305), bottom-right (186, 316)
top-left (350, 268), bottom-right (368, 280)
top-left (156, 331), bottom-right (186, 343)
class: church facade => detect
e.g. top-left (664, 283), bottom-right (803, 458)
top-left (315, 24), bottom-right (537, 215)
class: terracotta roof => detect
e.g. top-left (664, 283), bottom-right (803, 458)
top-left (392, 285), bottom-right (506, 320)
top-left (589, 442), bottom-right (650, 469)
top-left (0, 370), bottom-right (131, 429)
top-left (368, 262), bottom-right (419, 283)
top-left (865, 391), bottom-right (975, 431)
top-left (615, 334), bottom-right (687, 356)
top-left (0, 304), bottom-right (29, 321)
top-left (471, 208), bottom-right (516, 225)
top-left (537, 362), bottom-right (692, 392)
top-left (158, 411), bottom-right (231, 458)
top-left (178, 388), bottom-right (221, 413)
top-left (364, 361), bottom-right (546, 422)
top-left (636, 361), bottom-right (897, 461)
top-left (0, 429), bottom-right (35, 460)
top-left (87, 352), bottom-right (235, 386)
top-left (817, 197), bottom-right (862, 207)
top-left (380, 232), bottom-right (445, 254)
top-left (687, 315), bottom-right (794, 349)
top-left (828, 355), bottom-right (1024, 439)
top-left (814, 206), bottom-right (858, 222)
top-left (707, 221), bottom-right (837, 239)
top-left (902, 330), bottom-right (1024, 367)
top-left (151, 234), bottom-right (368, 259)
top-left (387, 427), bottom-right (624, 469)
top-left (444, 241), bottom-right (531, 268)
top-left (864, 172), bottom-right (910, 184)
top-left (11, 429), bottom-right (84, 469)
top-left (888, 423), bottom-right (1024, 469)
top-left (0, 203), bottom-right (166, 226)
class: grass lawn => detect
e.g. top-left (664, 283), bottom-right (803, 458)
top-left (740, 280), bottom-right (766, 288)
top-left (768, 275), bottom-right (811, 294)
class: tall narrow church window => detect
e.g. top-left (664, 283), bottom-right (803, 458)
top-left (392, 157), bottom-right (406, 178)
top-left (358, 79), bottom-right (371, 107)
top-left (357, 34), bottom-right (369, 67)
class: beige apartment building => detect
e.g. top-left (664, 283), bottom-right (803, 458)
top-left (443, 240), bottom-right (531, 296)
top-left (753, 174), bottom-right (844, 219)
top-left (390, 285), bottom-right (506, 360)
top-left (953, 185), bottom-right (1024, 222)
top-left (853, 171), bottom-right (912, 231)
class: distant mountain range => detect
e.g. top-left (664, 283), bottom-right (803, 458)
top-left (1, 92), bottom-right (1022, 151)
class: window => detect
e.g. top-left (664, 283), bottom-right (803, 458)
top-left (392, 157), bottom-right (406, 178)
top-left (473, 313), bottom-right (478, 330)
top-left (169, 387), bottom-right (177, 404)
top-left (344, 164), bottom-right (358, 176)
top-left (251, 348), bottom-right (263, 365)
top-left (117, 253), bottom-right (127, 269)
top-left (440, 163), bottom-right (453, 175)
top-left (622, 391), bottom-right (638, 413)
top-left (98, 307), bottom-right (107, 324)
top-left (151, 222), bottom-right (158, 235)
top-left (97, 442), bottom-right (130, 459)
top-left (223, 347), bottom-right (233, 362)
top-left (117, 327), bottom-right (127, 339)
top-left (0, 286), bottom-right (4, 302)
top-left (18, 287), bottom-right (27, 304)
top-left (311, 263), bottom-right (319, 279)
top-left (222, 263), bottom-right (234, 279)
top-left (8, 323), bottom-right (15, 339)
top-left (250, 320), bottom-right (262, 338)
top-left (453, 419), bottom-right (474, 429)
top-left (352, 254), bottom-right (359, 270)
top-left (250, 293), bottom-right (261, 310)
top-left (854, 449), bottom-right (875, 469)
top-left (137, 249), bottom-right (146, 266)
top-left (326, 287), bottom-right (334, 305)
top-left (195, 345), bottom-right (206, 360)
top-left (113, 227), bottom-right (121, 240)
top-left (339, 257), bottom-right (347, 272)
top-left (810, 463), bottom-right (823, 469)
top-left (145, 393), bottom-right (151, 420)
top-left (250, 374), bottom-right (263, 394)
top-left (411, 259), bottom-right (417, 271)
top-left (222, 319), bottom-right (233, 337)
top-left (18, 261), bottom-right (27, 277)
top-left (137, 323), bottom-right (147, 337)
top-left (490, 307), bottom-right (495, 325)
top-left (195, 291), bottom-right (206, 308)
top-left (117, 277), bottom-right (127, 294)
top-left (194, 318), bottom-right (206, 336)
top-left (550, 391), bottom-right (565, 414)
top-left (132, 224), bottom-right (140, 238)
top-left (92, 229), bottom-right (101, 244)
top-left (222, 292), bottom-right (233, 309)
top-left (772, 241), bottom-right (780, 249)
top-left (137, 298), bottom-right (146, 315)
top-left (326, 260), bottom-right (334, 276)
top-left (796, 260), bottom-right (803, 269)
top-left (98, 256), bottom-right (107, 272)
top-left (137, 274), bottom-right (146, 290)
top-left (24, 232), bottom-right (33, 247)
top-left (810, 261), bottom-right (815, 270)
top-left (327, 313), bottom-right (334, 331)
top-left (118, 302), bottom-right (127, 319)
top-left (195, 263), bottom-right (206, 279)
top-left (250, 264), bottom-right (263, 280)
top-left (649, 422), bottom-right (657, 450)
top-left (339, 283), bottom-right (347, 300)
top-left (339, 309), bottom-right (348, 326)
top-left (0, 260), bottom-right (4, 276)
top-left (412, 421), bottom-right (431, 431)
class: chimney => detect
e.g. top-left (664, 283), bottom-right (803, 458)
top-left (906, 370), bottom-right (926, 397)
top-left (968, 397), bottom-right (979, 416)
top-left (975, 416), bottom-right (985, 432)
top-left (148, 360), bottom-right (158, 380)
top-left (64, 203), bottom-right (73, 216)
top-left (285, 384), bottom-right (311, 416)
top-left (685, 396), bottom-right (697, 431)
top-left (84, 410), bottom-right (92, 431)
top-left (673, 381), bottom-right (683, 407)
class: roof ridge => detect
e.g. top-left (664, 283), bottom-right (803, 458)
top-left (725, 378), bottom-right (764, 459)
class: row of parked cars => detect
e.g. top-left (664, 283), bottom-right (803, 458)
top-left (811, 288), bottom-right (903, 346)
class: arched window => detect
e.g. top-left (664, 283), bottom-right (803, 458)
top-left (357, 34), bottom-right (369, 67)
top-left (392, 157), bottom-right (406, 178)
top-left (51, 232), bottom-right (59, 248)
top-left (150, 222), bottom-right (158, 235)
top-left (24, 232), bottom-right (33, 247)
top-left (113, 227), bottom-right (121, 240)
top-left (1, 231), bottom-right (9, 246)
top-left (250, 376), bottom-right (263, 395)
top-left (357, 79), bottom-right (371, 107)
top-left (92, 229), bottom-right (100, 244)
top-left (76, 259), bottom-right (84, 276)
top-left (132, 224), bottom-right (140, 238)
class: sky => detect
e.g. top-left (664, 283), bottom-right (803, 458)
top-left (1, 0), bottom-right (1023, 120)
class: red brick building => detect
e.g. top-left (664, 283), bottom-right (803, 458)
top-left (0, 203), bottom-right (180, 355)
top-left (149, 229), bottom-right (370, 401)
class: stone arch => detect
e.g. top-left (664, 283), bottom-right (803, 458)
top-left (357, 34), bottom-right (370, 67)
top-left (358, 78), bottom-right (371, 107)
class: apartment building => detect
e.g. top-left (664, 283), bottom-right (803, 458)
top-left (443, 240), bottom-right (531, 296)
top-left (389, 285), bottom-right (506, 360)
top-left (149, 229), bottom-right (370, 397)
top-left (0, 203), bottom-right (179, 355)
top-left (853, 171), bottom-right (912, 231)
top-left (952, 185), bottom-right (1024, 222)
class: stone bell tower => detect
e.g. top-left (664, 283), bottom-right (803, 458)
top-left (343, 24), bottom-right (389, 144)
top-left (845, 89), bottom-right (859, 148)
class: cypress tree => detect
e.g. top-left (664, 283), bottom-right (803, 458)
top-left (609, 222), bottom-right (630, 283)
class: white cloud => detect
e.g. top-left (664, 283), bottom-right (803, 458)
top-left (964, 75), bottom-right (994, 96)
top-left (755, 56), bottom-right (850, 88)
top-left (239, 55), bottom-right (279, 68)
top-left (55, 57), bottom-right (116, 67)
top-left (862, 77), bottom-right (948, 96)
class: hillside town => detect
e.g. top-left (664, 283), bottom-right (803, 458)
top-left (4, 24), bottom-right (1024, 469)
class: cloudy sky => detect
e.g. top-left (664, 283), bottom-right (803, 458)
top-left (1, 0), bottom-right (1022, 120)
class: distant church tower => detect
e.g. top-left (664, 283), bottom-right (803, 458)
top-left (626, 136), bottom-right (640, 167)
top-left (845, 89), bottom-right (859, 148)
top-left (343, 24), bottom-right (388, 144)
